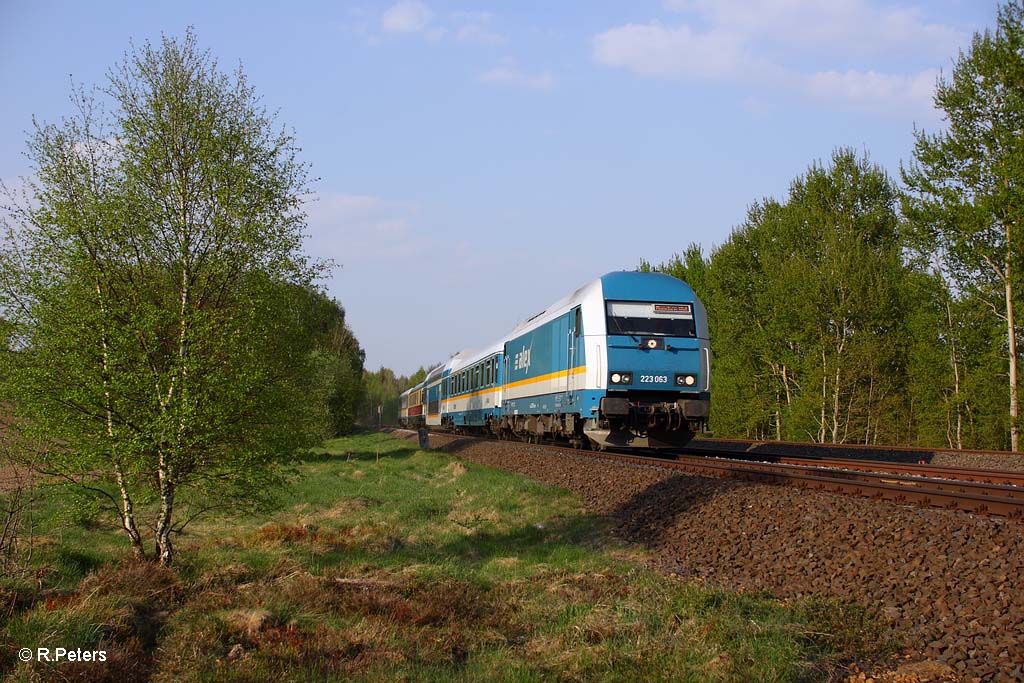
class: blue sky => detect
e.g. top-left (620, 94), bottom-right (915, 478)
top-left (0, 0), bottom-right (998, 375)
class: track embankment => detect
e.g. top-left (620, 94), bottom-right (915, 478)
top-left (406, 431), bottom-right (1024, 683)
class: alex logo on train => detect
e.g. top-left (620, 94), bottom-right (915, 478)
top-left (513, 345), bottom-right (532, 374)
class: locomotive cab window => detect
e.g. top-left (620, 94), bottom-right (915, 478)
top-left (605, 301), bottom-right (696, 337)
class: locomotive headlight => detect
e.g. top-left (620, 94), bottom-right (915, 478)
top-left (675, 373), bottom-right (697, 386)
top-left (610, 372), bottom-right (632, 385)
top-left (611, 373), bottom-right (621, 384)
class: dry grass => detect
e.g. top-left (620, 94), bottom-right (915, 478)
top-left (223, 609), bottom-right (273, 639)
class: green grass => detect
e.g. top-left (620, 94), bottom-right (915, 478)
top-left (0, 431), bottom-right (896, 682)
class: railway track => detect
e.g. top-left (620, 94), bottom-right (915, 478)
top-left (618, 448), bottom-right (1024, 518)
top-left (394, 429), bottom-right (1024, 518)
top-left (680, 447), bottom-right (1024, 487)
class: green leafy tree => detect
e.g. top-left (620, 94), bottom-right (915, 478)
top-left (783, 150), bottom-right (905, 443)
top-left (0, 31), bottom-right (320, 564)
top-left (902, 0), bottom-right (1024, 450)
top-left (297, 288), bottom-right (365, 437)
top-left (358, 365), bottom-right (433, 426)
top-left (647, 150), bottom-right (910, 444)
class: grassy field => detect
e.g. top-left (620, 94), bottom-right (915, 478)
top-left (0, 431), bottom-right (894, 682)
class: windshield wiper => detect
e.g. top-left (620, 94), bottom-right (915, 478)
top-left (609, 316), bottom-right (640, 343)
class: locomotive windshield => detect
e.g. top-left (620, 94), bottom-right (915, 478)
top-left (605, 301), bottom-right (696, 337)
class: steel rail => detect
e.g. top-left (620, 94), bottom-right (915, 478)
top-left (692, 436), bottom-right (1024, 459)
top-left (677, 447), bottom-right (1024, 487)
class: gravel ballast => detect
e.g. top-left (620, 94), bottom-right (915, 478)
top-left (403, 431), bottom-right (1024, 682)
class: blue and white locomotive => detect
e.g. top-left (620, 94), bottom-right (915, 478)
top-left (405, 271), bottom-right (710, 449)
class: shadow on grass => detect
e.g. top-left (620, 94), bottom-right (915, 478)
top-left (438, 514), bottom-right (605, 565)
top-left (419, 475), bottom-right (747, 573)
top-left (55, 547), bottom-right (107, 580)
top-left (424, 433), bottom-right (750, 562)
top-left (306, 511), bottom-right (610, 576)
top-left (294, 444), bottom-right (421, 464)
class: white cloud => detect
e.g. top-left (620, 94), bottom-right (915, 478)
top-left (303, 192), bottom-right (430, 263)
top-left (801, 68), bottom-right (939, 112)
top-left (662, 0), bottom-right (964, 59)
top-left (381, 0), bottom-right (433, 34)
top-left (593, 1), bottom-right (960, 117)
top-left (453, 11), bottom-right (508, 45)
top-left (593, 23), bottom-right (752, 80)
top-left (377, 5), bottom-right (505, 46)
top-left (480, 60), bottom-right (556, 90)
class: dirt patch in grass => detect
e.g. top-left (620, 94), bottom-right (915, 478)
top-left (251, 522), bottom-right (387, 551)
top-left (223, 608), bottom-right (273, 639)
top-left (323, 574), bottom-right (519, 633)
top-left (317, 497), bottom-right (382, 520)
top-left (545, 571), bottom-right (632, 604)
top-left (195, 562), bottom-right (255, 591)
top-left (81, 558), bottom-right (180, 600)
top-left (445, 461), bottom-right (467, 478)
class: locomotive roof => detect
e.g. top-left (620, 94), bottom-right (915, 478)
top-left (503, 271), bottom-right (694, 339)
top-left (504, 276), bottom-right (602, 339)
top-left (600, 270), bottom-right (697, 301)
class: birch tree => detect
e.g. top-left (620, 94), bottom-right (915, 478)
top-left (902, 0), bottom-right (1024, 450)
top-left (0, 31), bottom-right (320, 564)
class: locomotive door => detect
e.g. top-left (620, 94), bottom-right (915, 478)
top-left (566, 306), bottom-right (581, 405)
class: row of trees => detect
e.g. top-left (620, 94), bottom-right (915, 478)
top-left (358, 366), bottom-right (429, 426)
top-left (644, 2), bottom-right (1024, 450)
top-left (0, 31), bottom-right (363, 564)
